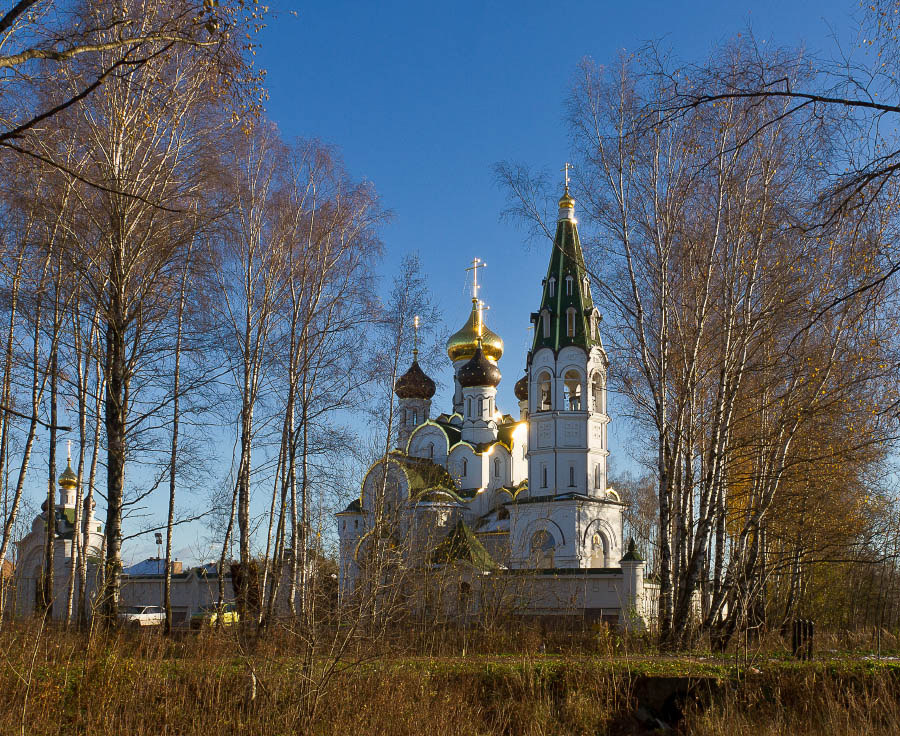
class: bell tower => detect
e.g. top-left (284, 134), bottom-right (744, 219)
top-left (509, 170), bottom-right (622, 570)
top-left (526, 174), bottom-right (609, 500)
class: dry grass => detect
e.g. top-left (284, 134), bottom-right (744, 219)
top-left (0, 621), bottom-right (898, 735)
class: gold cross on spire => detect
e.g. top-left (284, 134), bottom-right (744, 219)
top-left (464, 257), bottom-right (486, 301)
top-left (67, 439), bottom-right (72, 463)
top-left (412, 315), bottom-right (420, 359)
top-left (561, 162), bottom-right (573, 191)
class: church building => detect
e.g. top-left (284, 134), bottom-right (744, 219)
top-left (338, 180), bottom-right (652, 627)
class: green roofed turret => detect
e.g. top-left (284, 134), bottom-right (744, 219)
top-left (530, 183), bottom-right (602, 355)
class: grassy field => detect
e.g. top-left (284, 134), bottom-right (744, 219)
top-left (1, 622), bottom-right (899, 735)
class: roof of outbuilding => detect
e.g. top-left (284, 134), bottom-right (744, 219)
top-left (431, 520), bottom-right (498, 571)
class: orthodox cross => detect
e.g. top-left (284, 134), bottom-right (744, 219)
top-left (67, 439), bottom-right (72, 463)
top-left (412, 315), bottom-right (420, 359)
top-left (561, 162), bottom-right (573, 190)
top-left (465, 257), bottom-right (486, 301)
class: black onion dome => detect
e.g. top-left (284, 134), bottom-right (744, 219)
top-left (458, 346), bottom-right (501, 388)
top-left (394, 359), bottom-right (436, 399)
top-left (514, 373), bottom-right (529, 401)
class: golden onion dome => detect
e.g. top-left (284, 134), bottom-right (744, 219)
top-left (558, 188), bottom-right (575, 212)
top-left (59, 461), bottom-right (78, 490)
top-left (446, 299), bottom-right (504, 363)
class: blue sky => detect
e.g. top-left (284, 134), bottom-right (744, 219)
top-left (123, 0), bottom-right (858, 563)
top-left (256, 1), bottom-right (856, 444)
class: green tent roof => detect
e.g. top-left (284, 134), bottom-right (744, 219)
top-left (531, 215), bottom-right (602, 355)
top-left (431, 520), bottom-right (498, 571)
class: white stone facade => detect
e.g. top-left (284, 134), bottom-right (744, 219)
top-left (337, 188), bottom-right (648, 628)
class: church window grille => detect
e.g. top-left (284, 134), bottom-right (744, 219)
top-left (565, 275), bottom-right (573, 295)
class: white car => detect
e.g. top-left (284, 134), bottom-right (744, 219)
top-left (118, 605), bottom-right (165, 628)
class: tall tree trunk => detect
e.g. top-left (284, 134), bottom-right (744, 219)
top-left (164, 263), bottom-right (188, 635)
top-left (102, 281), bottom-right (127, 624)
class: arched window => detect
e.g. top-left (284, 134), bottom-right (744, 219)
top-left (541, 464), bottom-right (548, 488)
top-left (594, 464), bottom-right (602, 489)
top-left (530, 530), bottom-right (556, 568)
top-left (477, 397), bottom-right (483, 416)
top-left (565, 275), bottom-right (573, 295)
top-left (563, 369), bottom-right (582, 411)
top-left (569, 465), bottom-right (575, 487)
top-left (412, 410), bottom-right (418, 425)
top-left (591, 373), bottom-right (604, 414)
top-left (566, 308), bottom-right (576, 337)
top-left (537, 371), bottom-right (552, 411)
top-left (428, 443), bottom-right (434, 460)
top-left (583, 276), bottom-right (590, 293)
top-left (548, 277), bottom-right (556, 297)
top-left (542, 310), bottom-right (550, 338)
top-left (591, 532), bottom-right (608, 567)
top-left (591, 309), bottom-right (600, 339)
top-left (494, 458), bottom-right (501, 478)
top-left (462, 458), bottom-right (468, 476)
top-left (466, 397), bottom-right (471, 417)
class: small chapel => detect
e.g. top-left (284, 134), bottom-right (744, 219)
top-left (337, 179), bottom-right (653, 627)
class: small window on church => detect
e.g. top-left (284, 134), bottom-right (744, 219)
top-left (541, 465), bottom-right (548, 488)
top-left (462, 458), bottom-right (468, 476)
top-left (467, 398), bottom-right (471, 417)
top-left (591, 373), bottom-right (604, 414)
top-left (569, 465), bottom-right (575, 487)
top-left (401, 408), bottom-right (407, 424)
top-left (566, 308), bottom-right (575, 337)
top-left (494, 458), bottom-right (500, 478)
top-left (565, 275), bottom-right (573, 295)
top-left (478, 397), bottom-right (483, 416)
top-left (594, 464), bottom-right (601, 489)
top-left (563, 369), bottom-right (582, 410)
top-left (549, 277), bottom-right (556, 297)
top-left (428, 443), bottom-right (434, 459)
top-left (354, 519), bottom-right (358, 529)
top-left (497, 507), bottom-right (509, 520)
top-left (412, 410), bottom-right (418, 425)
top-left (343, 520), bottom-right (346, 530)
top-left (538, 371), bottom-right (552, 411)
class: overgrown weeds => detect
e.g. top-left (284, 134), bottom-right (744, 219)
top-left (1, 621), bottom-right (900, 734)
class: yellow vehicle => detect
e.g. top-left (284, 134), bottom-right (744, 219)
top-left (189, 603), bottom-right (239, 629)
